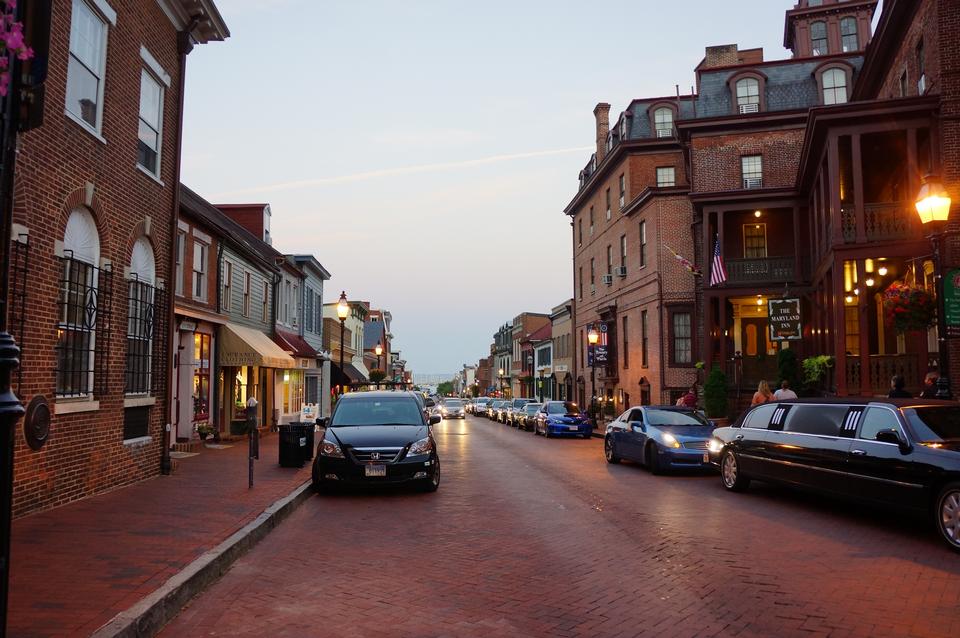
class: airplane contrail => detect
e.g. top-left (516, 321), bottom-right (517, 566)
top-left (211, 146), bottom-right (594, 198)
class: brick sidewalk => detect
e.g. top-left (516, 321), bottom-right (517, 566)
top-left (8, 433), bottom-right (312, 638)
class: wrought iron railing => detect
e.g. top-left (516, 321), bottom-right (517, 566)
top-left (841, 202), bottom-right (924, 244)
top-left (845, 353), bottom-right (921, 395)
top-left (55, 254), bottom-right (113, 398)
top-left (725, 257), bottom-right (796, 284)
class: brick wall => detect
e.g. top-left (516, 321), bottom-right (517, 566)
top-left (690, 128), bottom-right (806, 193)
top-left (11, 0), bottom-right (184, 517)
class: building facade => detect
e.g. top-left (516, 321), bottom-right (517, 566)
top-left (550, 300), bottom-right (574, 401)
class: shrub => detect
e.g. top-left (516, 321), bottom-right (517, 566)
top-left (777, 348), bottom-right (800, 390)
top-left (703, 366), bottom-right (728, 419)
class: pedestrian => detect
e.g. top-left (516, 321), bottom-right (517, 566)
top-left (888, 375), bottom-right (912, 398)
top-left (751, 380), bottom-right (774, 406)
top-left (677, 385), bottom-right (697, 408)
top-left (919, 372), bottom-right (940, 399)
top-left (774, 380), bottom-right (798, 401)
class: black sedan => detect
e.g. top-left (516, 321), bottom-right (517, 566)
top-left (709, 398), bottom-right (960, 550)
top-left (313, 391), bottom-right (441, 493)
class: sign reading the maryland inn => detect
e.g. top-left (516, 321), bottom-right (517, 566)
top-left (768, 298), bottom-right (802, 341)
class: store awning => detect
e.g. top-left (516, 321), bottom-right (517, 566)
top-left (273, 327), bottom-right (318, 359)
top-left (332, 362), bottom-right (367, 383)
top-left (219, 323), bottom-right (295, 369)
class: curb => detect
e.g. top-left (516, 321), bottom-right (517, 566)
top-left (91, 479), bottom-right (314, 638)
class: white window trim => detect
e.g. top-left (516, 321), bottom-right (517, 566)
top-left (89, 0), bottom-right (117, 25)
top-left (136, 163), bottom-right (165, 185)
top-left (192, 240), bottom-right (209, 302)
top-left (137, 67), bottom-right (165, 178)
top-left (139, 46), bottom-right (171, 87)
top-left (192, 227), bottom-right (211, 244)
top-left (66, 0), bottom-right (113, 138)
top-left (54, 398), bottom-right (101, 415)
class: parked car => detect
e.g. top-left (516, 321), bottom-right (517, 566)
top-left (488, 400), bottom-right (506, 420)
top-left (506, 398), bottom-right (536, 427)
top-left (464, 399), bottom-right (474, 414)
top-left (534, 401), bottom-right (592, 438)
top-left (604, 406), bottom-right (715, 474)
top-left (709, 398), bottom-right (960, 551)
top-left (313, 391), bottom-right (441, 493)
top-left (515, 403), bottom-right (542, 431)
top-left (496, 401), bottom-right (510, 423)
top-left (473, 398), bottom-right (492, 417)
top-left (423, 396), bottom-right (440, 419)
top-left (441, 398), bottom-right (466, 419)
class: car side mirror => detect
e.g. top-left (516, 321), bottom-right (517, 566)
top-left (876, 428), bottom-right (909, 451)
top-left (316, 417), bottom-right (329, 428)
top-left (630, 421), bottom-right (644, 431)
top-left (429, 415), bottom-right (441, 425)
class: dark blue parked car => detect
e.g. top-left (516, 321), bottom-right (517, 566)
top-left (534, 401), bottom-right (592, 438)
top-left (604, 406), bottom-right (716, 474)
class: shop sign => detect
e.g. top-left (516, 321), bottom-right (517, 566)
top-left (768, 298), bottom-right (802, 341)
top-left (944, 269), bottom-right (960, 338)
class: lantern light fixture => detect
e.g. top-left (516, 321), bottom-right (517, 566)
top-left (915, 175), bottom-right (952, 225)
top-left (878, 266), bottom-right (888, 276)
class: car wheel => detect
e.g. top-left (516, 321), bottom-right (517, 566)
top-left (646, 443), bottom-right (663, 475)
top-left (604, 437), bottom-right (621, 464)
top-left (720, 450), bottom-right (750, 492)
top-left (544, 427), bottom-right (552, 439)
top-left (935, 483), bottom-right (960, 551)
top-left (418, 462), bottom-right (440, 493)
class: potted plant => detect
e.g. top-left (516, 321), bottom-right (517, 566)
top-left (776, 348), bottom-right (800, 392)
top-left (703, 366), bottom-right (729, 426)
top-left (883, 280), bottom-right (937, 333)
top-left (801, 355), bottom-right (834, 397)
top-left (196, 424), bottom-right (213, 441)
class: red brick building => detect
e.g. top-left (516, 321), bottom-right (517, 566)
top-left (9, 0), bottom-right (227, 516)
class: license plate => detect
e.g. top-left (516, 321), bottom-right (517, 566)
top-left (364, 464), bottom-right (386, 477)
top-left (702, 453), bottom-right (709, 463)
top-left (568, 426), bottom-right (579, 431)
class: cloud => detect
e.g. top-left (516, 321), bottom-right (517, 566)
top-left (211, 146), bottom-right (592, 198)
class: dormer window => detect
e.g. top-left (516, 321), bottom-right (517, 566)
top-left (822, 67), bottom-right (848, 104)
top-left (917, 39), bottom-right (926, 94)
top-left (811, 21), bottom-right (828, 56)
top-left (807, 0), bottom-right (823, 6)
top-left (736, 78), bottom-right (760, 113)
top-left (618, 115), bottom-right (628, 140)
top-left (653, 108), bottom-right (673, 138)
top-left (841, 17), bottom-right (859, 52)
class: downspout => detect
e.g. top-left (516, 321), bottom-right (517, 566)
top-left (657, 200), bottom-right (666, 403)
top-left (569, 216), bottom-right (578, 404)
top-left (163, 17), bottom-right (199, 475)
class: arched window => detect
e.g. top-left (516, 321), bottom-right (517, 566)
top-left (822, 68), bottom-right (848, 104)
top-left (653, 108), bottom-right (673, 138)
top-left (811, 21), bottom-right (828, 56)
top-left (126, 237), bottom-right (156, 398)
top-left (841, 17), bottom-right (858, 52)
top-left (57, 208), bottom-right (101, 397)
top-left (736, 78), bottom-right (760, 113)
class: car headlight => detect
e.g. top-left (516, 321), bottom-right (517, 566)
top-left (661, 433), bottom-right (681, 449)
top-left (707, 438), bottom-right (724, 454)
top-left (407, 437), bottom-right (434, 456)
top-left (320, 439), bottom-right (344, 458)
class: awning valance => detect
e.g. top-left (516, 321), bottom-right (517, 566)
top-left (219, 323), bottom-right (295, 369)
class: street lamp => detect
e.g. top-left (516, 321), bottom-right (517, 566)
top-left (587, 325), bottom-right (599, 422)
top-left (336, 291), bottom-right (349, 396)
top-left (916, 175), bottom-right (954, 399)
top-left (498, 367), bottom-right (504, 398)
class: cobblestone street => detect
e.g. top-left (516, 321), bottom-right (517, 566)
top-left (162, 416), bottom-right (960, 638)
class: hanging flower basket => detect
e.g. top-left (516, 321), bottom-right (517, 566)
top-left (883, 281), bottom-right (937, 333)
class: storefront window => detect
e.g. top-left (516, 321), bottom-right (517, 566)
top-left (234, 366), bottom-right (250, 413)
top-left (283, 369), bottom-right (304, 414)
top-left (193, 333), bottom-right (211, 421)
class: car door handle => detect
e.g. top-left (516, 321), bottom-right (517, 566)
top-left (851, 449), bottom-right (867, 456)
top-left (735, 434), bottom-right (744, 441)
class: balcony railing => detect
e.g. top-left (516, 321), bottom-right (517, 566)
top-left (841, 202), bottom-right (924, 244)
top-left (725, 257), bottom-right (796, 284)
top-left (845, 353), bottom-right (921, 395)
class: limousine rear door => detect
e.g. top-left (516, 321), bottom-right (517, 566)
top-left (845, 406), bottom-right (928, 509)
top-left (731, 403), bottom-right (778, 477)
top-left (763, 404), bottom-right (853, 494)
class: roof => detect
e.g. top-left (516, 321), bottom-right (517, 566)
top-left (273, 327), bottom-right (318, 358)
top-left (363, 320), bottom-right (385, 350)
top-left (291, 255), bottom-right (332, 281)
top-left (528, 323), bottom-right (552, 343)
top-left (180, 184), bottom-right (281, 272)
top-left (165, 0), bottom-right (230, 44)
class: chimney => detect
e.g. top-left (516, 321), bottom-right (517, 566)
top-left (701, 44), bottom-right (739, 70)
top-left (594, 102), bottom-right (611, 162)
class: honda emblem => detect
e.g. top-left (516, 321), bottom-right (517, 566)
top-left (371, 452), bottom-right (381, 461)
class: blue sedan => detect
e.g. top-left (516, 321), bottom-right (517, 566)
top-left (534, 401), bottom-right (592, 438)
top-left (604, 406), bottom-right (716, 474)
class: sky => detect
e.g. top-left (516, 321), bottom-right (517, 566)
top-left (180, 0), bottom-right (812, 377)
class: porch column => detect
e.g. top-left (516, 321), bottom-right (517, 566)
top-left (828, 134), bottom-right (844, 246)
top-left (906, 128), bottom-right (919, 209)
top-left (858, 259), bottom-right (872, 396)
top-left (832, 265), bottom-right (848, 396)
top-left (793, 204), bottom-right (802, 282)
top-left (852, 134), bottom-right (866, 243)
top-left (719, 296), bottom-right (728, 369)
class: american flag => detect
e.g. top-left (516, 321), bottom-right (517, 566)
top-left (710, 235), bottom-right (727, 286)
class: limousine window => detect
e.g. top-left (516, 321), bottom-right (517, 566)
top-left (782, 405), bottom-right (849, 436)
top-left (859, 407), bottom-right (901, 441)
top-left (904, 406), bottom-right (960, 442)
top-left (742, 403), bottom-right (777, 429)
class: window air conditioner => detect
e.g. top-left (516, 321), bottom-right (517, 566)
top-left (601, 274), bottom-right (614, 285)
top-left (616, 266), bottom-right (628, 277)
top-left (739, 103), bottom-right (760, 114)
top-left (656, 128), bottom-right (672, 138)
top-left (743, 177), bottom-right (763, 189)
top-left (590, 285), bottom-right (596, 296)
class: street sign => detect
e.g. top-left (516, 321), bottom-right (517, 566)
top-left (768, 298), bottom-right (802, 341)
top-left (944, 268), bottom-right (960, 338)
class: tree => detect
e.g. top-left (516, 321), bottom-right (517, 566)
top-left (369, 369), bottom-right (386, 383)
top-left (777, 348), bottom-right (800, 392)
top-left (437, 380), bottom-right (454, 395)
top-left (703, 366), bottom-right (728, 419)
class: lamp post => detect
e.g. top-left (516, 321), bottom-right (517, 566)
top-left (916, 175), bottom-right (954, 399)
top-left (374, 342), bottom-right (383, 389)
top-left (336, 291), bottom-right (349, 396)
top-left (587, 325), bottom-right (599, 422)
top-left (498, 367), bottom-right (504, 398)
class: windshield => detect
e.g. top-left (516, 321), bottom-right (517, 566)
top-left (646, 409), bottom-right (710, 427)
top-left (443, 400), bottom-right (463, 408)
top-left (525, 404), bottom-right (541, 414)
top-left (546, 402), bottom-right (579, 415)
top-left (512, 399), bottom-right (530, 408)
top-left (331, 397), bottom-right (424, 427)
top-left (904, 407), bottom-right (960, 442)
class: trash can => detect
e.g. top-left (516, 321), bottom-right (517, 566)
top-left (302, 422), bottom-right (316, 461)
top-left (278, 423), bottom-right (307, 468)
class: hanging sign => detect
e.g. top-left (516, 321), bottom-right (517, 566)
top-left (768, 298), bottom-right (802, 341)
top-left (944, 269), bottom-right (960, 338)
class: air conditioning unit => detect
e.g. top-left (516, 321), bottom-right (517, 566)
top-left (918, 75), bottom-right (927, 94)
top-left (590, 285), bottom-right (596, 296)
top-left (601, 274), bottom-right (614, 285)
top-left (616, 266), bottom-right (628, 277)
top-left (291, 316), bottom-right (298, 327)
top-left (656, 128), bottom-right (673, 138)
top-left (743, 177), bottom-right (763, 189)
top-left (739, 103), bottom-right (760, 114)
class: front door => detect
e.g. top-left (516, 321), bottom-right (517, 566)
top-left (741, 318), bottom-right (767, 358)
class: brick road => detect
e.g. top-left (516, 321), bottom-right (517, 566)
top-left (162, 416), bottom-right (960, 638)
